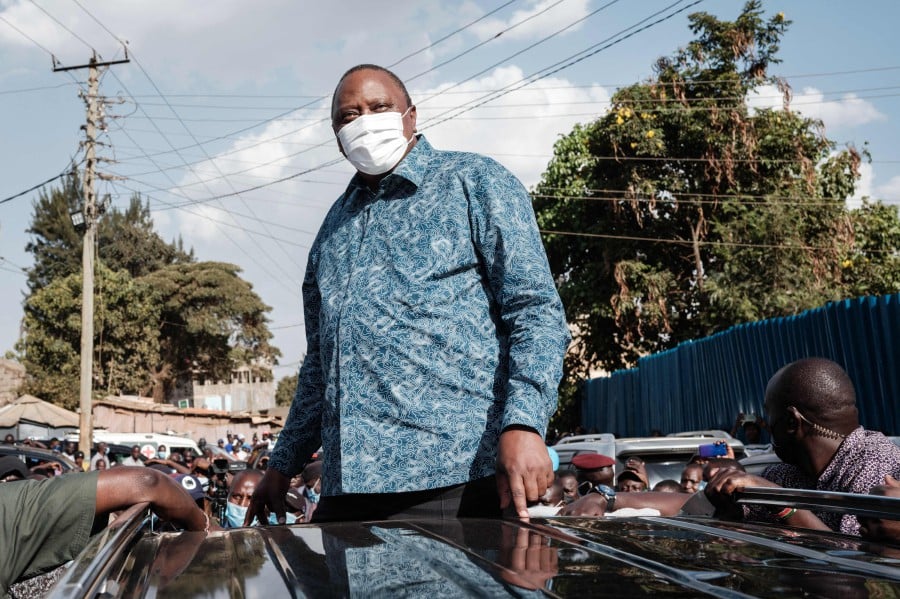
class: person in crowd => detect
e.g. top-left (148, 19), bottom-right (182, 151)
top-left (48, 438), bottom-right (61, 452)
top-left (0, 456), bottom-right (31, 482)
top-left (706, 357), bottom-right (900, 535)
top-left (94, 457), bottom-right (108, 471)
top-left (538, 478), bottom-right (565, 507)
top-left (2, 434), bottom-right (14, 444)
top-left (217, 438), bottom-right (226, 450)
top-left (571, 454), bottom-right (616, 493)
top-left (616, 470), bottom-right (647, 493)
top-left (558, 471), bottom-right (579, 504)
top-left (0, 467), bottom-right (214, 596)
top-left (224, 469), bottom-right (264, 528)
top-left (74, 450), bottom-right (87, 472)
top-left (61, 441), bottom-right (76, 462)
top-left (298, 461), bottom-right (323, 522)
top-left (730, 412), bottom-right (769, 445)
top-left (90, 442), bottom-right (110, 471)
top-left (122, 445), bottom-right (145, 467)
top-left (652, 479), bottom-right (682, 493)
top-left (173, 473), bottom-right (207, 511)
top-left (680, 463), bottom-right (704, 494)
top-left (250, 63), bottom-right (569, 525)
top-left (156, 444), bottom-right (168, 460)
top-left (703, 458), bottom-right (745, 481)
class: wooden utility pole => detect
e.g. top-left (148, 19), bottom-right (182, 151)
top-left (54, 51), bottom-right (129, 454)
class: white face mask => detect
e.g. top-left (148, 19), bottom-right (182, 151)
top-left (337, 107), bottom-right (414, 176)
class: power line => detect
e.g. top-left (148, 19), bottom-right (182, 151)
top-left (27, 0), bottom-right (96, 53)
top-left (122, 1), bottom-right (697, 207)
top-left (0, 81), bottom-right (83, 95)
top-left (538, 229), bottom-right (898, 253)
top-left (419, 1), bottom-right (706, 131)
top-left (0, 169), bottom-right (72, 205)
top-left (386, 0), bottom-right (518, 69)
top-left (0, 13), bottom-right (56, 57)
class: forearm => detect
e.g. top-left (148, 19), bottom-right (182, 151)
top-left (96, 469), bottom-right (207, 531)
top-left (617, 491), bottom-right (692, 516)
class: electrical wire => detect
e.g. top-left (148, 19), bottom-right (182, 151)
top-left (27, 0), bottom-right (96, 53)
top-left (538, 229), bottom-right (899, 253)
top-left (0, 169), bottom-right (71, 205)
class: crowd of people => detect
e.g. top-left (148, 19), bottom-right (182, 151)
top-left (2, 63), bottom-right (899, 595)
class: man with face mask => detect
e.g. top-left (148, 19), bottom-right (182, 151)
top-left (250, 64), bottom-right (569, 525)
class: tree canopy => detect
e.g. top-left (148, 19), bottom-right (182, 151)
top-left (19, 180), bottom-right (280, 407)
top-left (533, 2), bottom-right (900, 425)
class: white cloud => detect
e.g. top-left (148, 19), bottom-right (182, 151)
top-left (415, 65), bottom-right (610, 187)
top-left (469, 0), bottom-right (592, 42)
top-left (748, 84), bottom-right (885, 130)
top-left (874, 174), bottom-right (900, 205)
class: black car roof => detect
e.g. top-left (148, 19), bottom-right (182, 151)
top-left (50, 491), bottom-right (900, 598)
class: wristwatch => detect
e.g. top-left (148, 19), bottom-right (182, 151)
top-left (590, 484), bottom-right (616, 512)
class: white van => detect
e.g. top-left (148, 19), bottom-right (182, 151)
top-left (65, 431), bottom-right (200, 459)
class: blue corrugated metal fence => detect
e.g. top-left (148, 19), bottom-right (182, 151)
top-left (582, 294), bottom-right (900, 436)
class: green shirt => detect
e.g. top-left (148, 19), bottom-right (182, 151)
top-left (0, 471), bottom-right (99, 596)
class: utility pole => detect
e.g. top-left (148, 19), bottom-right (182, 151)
top-left (54, 51), bottom-right (129, 455)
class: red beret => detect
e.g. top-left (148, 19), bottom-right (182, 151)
top-left (571, 453), bottom-right (615, 470)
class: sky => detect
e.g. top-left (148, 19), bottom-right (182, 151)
top-left (0, 0), bottom-right (898, 384)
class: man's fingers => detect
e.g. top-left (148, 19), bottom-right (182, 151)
top-left (509, 476), bottom-right (530, 519)
top-left (497, 474), bottom-right (512, 510)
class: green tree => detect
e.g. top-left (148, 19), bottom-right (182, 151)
top-left (533, 2), bottom-right (900, 414)
top-left (18, 264), bottom-right (160, 410)
top-left (22, 183), bottom-right (280, 407)
top-left (25, 173), bottom-right (84, 292)
top-left (140, 262), bottom-right (280, 401)
top-left (275, 369), bottom-right (300, 407)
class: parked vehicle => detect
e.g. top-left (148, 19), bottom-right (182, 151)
top-left (65, 431), bottom-right (200, 459)
top-left (0, 444), bottom-right (78, 474)
top-left (553, 432), bottom-right (746, 489)
top-left (47, 487), bottom-right (900, 597)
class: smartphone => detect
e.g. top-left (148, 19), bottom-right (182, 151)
top-left (698, 443), bottom-right (727, 458)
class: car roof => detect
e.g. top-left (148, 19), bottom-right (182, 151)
top-left (0, 444), bottom-right (78, 471)
top-left (51, 491), bottom-right (900, 598)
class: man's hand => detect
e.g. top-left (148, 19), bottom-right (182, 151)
top-left (704, 470), bottom-right (779, 511)
top-left (246, 468), bottom-right (291, 526)
top-left (558, 493), bottom-right (608, 517)
top-left (497, 525), bottom-right (558, 590)
top-left (496, 427), bottom-right (553, 519)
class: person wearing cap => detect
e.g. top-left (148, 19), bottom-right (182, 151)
top-left (616, 470), bottom-right (647, 493)
top-left (174, 474), bottom-right (207, 510)
top-left (571, 453), bottom-right (615, 492)
top-left (0, 468), bottom-right (215, 596)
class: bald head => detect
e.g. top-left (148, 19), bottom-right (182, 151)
top-left (765, 358), bottom-right (859, 433)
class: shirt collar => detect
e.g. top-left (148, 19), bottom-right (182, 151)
top-left (346, 134), bottom-right (432, 194)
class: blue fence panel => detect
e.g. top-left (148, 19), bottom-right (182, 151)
top-left (581, 294), bottom-right (900, 436)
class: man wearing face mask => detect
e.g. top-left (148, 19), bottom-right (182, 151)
top-left (250, 64), bottom-right (569, 525)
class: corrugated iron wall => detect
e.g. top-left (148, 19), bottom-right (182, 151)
top-left (582, 294), bottom-right (900, 436)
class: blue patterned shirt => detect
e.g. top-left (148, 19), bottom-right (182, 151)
top-left (270, 136), bottom-right (569, 495)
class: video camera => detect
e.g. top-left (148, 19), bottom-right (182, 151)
top-left (208, 458), bottom-right (248, 525)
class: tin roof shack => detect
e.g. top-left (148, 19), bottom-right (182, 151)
top-left (0, 394), bottom-right (79, 440)
top-left (93, 396), bottom-right (282, 441)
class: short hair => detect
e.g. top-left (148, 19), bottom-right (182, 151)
top-left (331, 64), bottom-right (413, 120)
top-left (653, 479), bottom-right (682, 492)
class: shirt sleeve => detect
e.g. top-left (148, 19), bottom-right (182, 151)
top-left (0, 472), bottom-right (99, 594)
top-left (268, 245), bottom-right (326, 478)
top-left (465, 158), bottom-right (570, 435)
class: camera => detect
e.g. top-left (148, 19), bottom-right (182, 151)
top-left (207, 459), bottom-right (247, 525)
